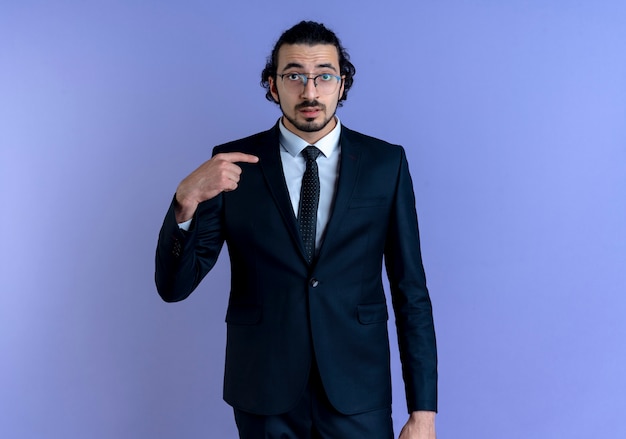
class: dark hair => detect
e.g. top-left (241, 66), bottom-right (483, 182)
top-left (261, 21), bottom-right (356, 106)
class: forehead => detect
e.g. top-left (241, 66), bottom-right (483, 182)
top-left (276, 43), bottom-right (340, 71)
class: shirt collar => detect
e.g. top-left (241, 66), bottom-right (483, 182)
top-left (278, 117), bottom-right (342, 159)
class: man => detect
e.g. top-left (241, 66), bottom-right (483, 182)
top-left (155, 21), bottom-right (437, 438)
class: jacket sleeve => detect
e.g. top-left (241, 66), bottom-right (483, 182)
top-left (384, 148), bottom-right (438, 413)
top-left (154, 194), bottom-right (225, 302)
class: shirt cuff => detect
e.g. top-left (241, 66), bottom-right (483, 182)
top-left (178, 219), bottom-right (192, 231)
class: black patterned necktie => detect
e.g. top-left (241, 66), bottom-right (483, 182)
top-left (298, 146), bottom-right (322, 264)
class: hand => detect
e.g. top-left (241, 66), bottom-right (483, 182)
top-left (174, 152), bottom-right (259, 222)
top-left (398, 411), bottom-right (436, 439)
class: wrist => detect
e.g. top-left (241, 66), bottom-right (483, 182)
top-left (410, 410), bottom-right (436, 416)
top-left (409, 410), bottom-right (435, 424)
top-left (174, 194), bottom-right (198, 223)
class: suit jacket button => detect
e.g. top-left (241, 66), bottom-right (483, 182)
top-left (310, 278), bottom-right (319, 288)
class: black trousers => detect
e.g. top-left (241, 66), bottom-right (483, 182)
top-left (233, 362), bottom-right (394, 439)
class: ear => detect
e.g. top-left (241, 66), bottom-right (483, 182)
top-left (269, 76), bottom-right (280, 103)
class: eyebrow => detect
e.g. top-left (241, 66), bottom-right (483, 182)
top-left (281, 62), bottom-right (338, 73)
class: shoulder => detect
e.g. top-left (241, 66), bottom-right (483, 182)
top-left (213, 124), bottom-right (279, 155)
top-left (341, 125), bottom-right (406, 159)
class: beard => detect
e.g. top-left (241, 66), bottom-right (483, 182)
top-left (280, 100), bottom-right (336, 133)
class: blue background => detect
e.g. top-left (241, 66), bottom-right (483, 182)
top-left (1, 1), bottom-right (625, 437)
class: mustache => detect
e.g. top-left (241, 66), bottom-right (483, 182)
top-left (296, 101), bottom-right (325, 110)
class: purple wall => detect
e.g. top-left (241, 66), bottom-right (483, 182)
top-left (2, 1), bottom-right (625, 437)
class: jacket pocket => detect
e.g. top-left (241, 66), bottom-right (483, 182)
top-left (225, 305), bottom-right (261, 325)
top-left (357, 303), bottom-right (389, 324)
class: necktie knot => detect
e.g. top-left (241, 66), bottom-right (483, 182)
top-left (302, 145), bottom-right (321, 163)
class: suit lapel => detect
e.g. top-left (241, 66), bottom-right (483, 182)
top-left (255, 124), bottom-right (306, 258)
top-left (317, 126), bottom-right (361, 261)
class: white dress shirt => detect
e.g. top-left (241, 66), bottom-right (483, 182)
top-left (278, 118), bottom-right (341, 251)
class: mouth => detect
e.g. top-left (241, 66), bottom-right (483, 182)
top-left (299, 107), bottom-right (321, 118)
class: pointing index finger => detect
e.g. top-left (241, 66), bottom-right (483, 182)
top-left (217, 152), bottom-right (259, 164)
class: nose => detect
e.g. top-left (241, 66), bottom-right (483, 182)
top-left (300, 77), bottom-right (318, 100)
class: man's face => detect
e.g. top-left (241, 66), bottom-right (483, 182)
top-left (269, 43), bottom-right (345, 143)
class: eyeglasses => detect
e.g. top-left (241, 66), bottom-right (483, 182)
top-left (277, 73), bottom-right (343, 95)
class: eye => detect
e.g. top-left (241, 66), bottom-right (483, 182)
top-left (318, 74), bottom-right (334, 82)
top-left (286, 73), bottom-right (302, 81)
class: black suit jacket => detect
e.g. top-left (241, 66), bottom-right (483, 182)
top-left (155, 123), bottom-right (437, 416)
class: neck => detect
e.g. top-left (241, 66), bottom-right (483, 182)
top-left (281, 116), bottom-right (337, 144)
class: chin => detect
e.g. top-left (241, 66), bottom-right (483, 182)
top-left (298, 123), bottom-right (325, 133)
top-left (282, 110), bottom-right (335, 134)
top-left (297, 116), bottom-right (332, 133)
